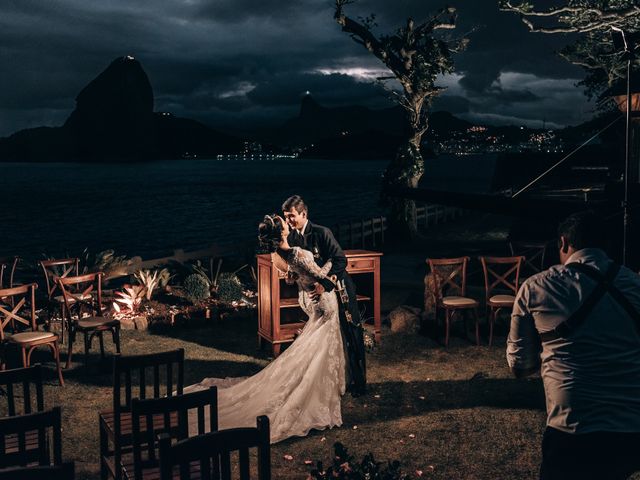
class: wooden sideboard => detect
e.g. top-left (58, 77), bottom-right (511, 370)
top-left (257, 249), bottom-right (382, 357)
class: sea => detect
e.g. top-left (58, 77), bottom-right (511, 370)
top-left (0, 155), bottom-right (496, 262)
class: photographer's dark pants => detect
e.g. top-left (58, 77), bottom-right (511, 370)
top-left (540, 427), bottom-right (640, 480)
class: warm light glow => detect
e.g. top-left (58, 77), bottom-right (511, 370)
top-left (614, 93), bottom-right (640, 114)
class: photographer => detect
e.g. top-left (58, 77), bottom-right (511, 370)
top-left (507, 212), bottom-right (640, 480)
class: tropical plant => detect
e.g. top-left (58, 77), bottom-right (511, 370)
top-left (183, 273), bottom-right (211, 304)
top-left (216, 272), bottom-right (244, 303)
top-left (157, 267), bottom-right (174, 289)
top-left (309, 442), bottom-right (415, 479)
top-left (113, 284), bottom-right (147, 314)
top-left (334, 0), bottom-right (468, 239)
top-left (92, 249), bottom-right (132, 279)
top-left (134, 269), bottom-right (160, 301)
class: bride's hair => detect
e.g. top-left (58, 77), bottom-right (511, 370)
top-left (258, 214), bottom-right (284, 253)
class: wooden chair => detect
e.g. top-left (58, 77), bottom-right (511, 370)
top-left (158, 415), bottom-right (271, 480)
top-left (479, 256), bottom-right (524, 346)
top-left (57, 272), bottom-right (120, 368)
top-left (0, 407), bottom-right (62, 470)
top-left (0, 257), bottom-right (19, 290)
top-left (39, 259), bottom-right (80, 341)
top-left (0, 366), bottom-right (45, 467)
top-left (427, 257), bottom-right (480, 347)
top-left (0, 365), bottom-right (44, 416)
top-left (99, 349), bottom-right (185, 480)
top-left (0, 284), bottom-right (64, 386)
top-left (508, 241), bottom-right (548, 277)
top-left (125, 387), bottom-right (218, 480)
top-left (0, 461), bottom-right (75, 480)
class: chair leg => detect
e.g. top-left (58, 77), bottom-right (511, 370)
top-left (473, 308), bottom-right (480, 346)
top-left (489, 308), bottom-right (495, 347)
top-left (113, 326), bottom-right (121, 354)
top-left (21, 347), bottom-right (28, 368)
top-left (84, 332), bottom-right (91, 365)
top-left (52, 342), bottom-right (64, 386)
top-left (445, 309), bottom-right (451, 347)
top-left (99, 332), bottom-right (105, 358)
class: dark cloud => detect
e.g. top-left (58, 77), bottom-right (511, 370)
top-left (0, 0), bottom-right (594, 137)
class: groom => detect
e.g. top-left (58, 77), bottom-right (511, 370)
top-left (282, 194), bottom-right (367, 396)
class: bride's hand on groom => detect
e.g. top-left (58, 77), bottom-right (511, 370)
top-left (310, 282), bottom-right (325, 302)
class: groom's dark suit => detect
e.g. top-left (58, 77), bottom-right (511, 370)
top-left (288, 221), bottom-right (366, 395)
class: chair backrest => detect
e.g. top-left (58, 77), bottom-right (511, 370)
top-left (427, 257), bottom-right (470, 298)
top-left (0, 407), bottom-right (62, 469)
top-left (0, 461), bottom-right (75, 480)
top-left (57, 272), bottom-right (104, 320)
top-left (0, 257), bottom-right (19, 290)
top-left (131, 387), bottom-right (218, 480)
top-left (113, 349), bottom-right (185, 441)
top-left (509, 241), bottom-right (548, 275)
top-left (158, 415), bottom-right (271, 480)
top-left (479, 256), bottom-right (525, 300)
top-left (39, 259), bottom-right (79, 300)
top-left (0, 365), bottom-right (44, 417)
top-left (0, 284), bottom-right (38, 341)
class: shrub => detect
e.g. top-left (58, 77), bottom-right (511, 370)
top-left (134, 269), bottom-right (160, 301)
top-left (113, 284), bottom-right (147, 314)
top-left (309, 442), bottom-right (415, 480)
top-left (216, 272), bottom-right (244, 303)
top-left (183, 273), bottom-right (211, 304)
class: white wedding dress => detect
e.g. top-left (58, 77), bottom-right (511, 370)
top-left (185, 246), bottom-right (346, 443)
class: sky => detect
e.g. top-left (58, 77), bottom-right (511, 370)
top-left (0, 0), bottom-right (598, 138)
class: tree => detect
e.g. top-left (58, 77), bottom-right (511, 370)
top-left (499, 1), bottom-right (640, 98)
top-left (334, 0), bottom-right (467, 240)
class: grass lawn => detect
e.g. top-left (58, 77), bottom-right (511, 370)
top-left (4, 310), bottom-right (638, 480)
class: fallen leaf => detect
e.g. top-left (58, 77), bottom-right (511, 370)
top-left (320, 437), bottom-right (326, 442)
top-left (304, 459), bottom-right (313, 465)
top-left (419, 396), bottom-right (426, 400)
top-left (415, 470), bottom-right (423, 477)
top-left (374, 394), bottom-right (381, 399)
top-left (409, 434), bottom-right (416, 439)
top-left (427, 465), bottom-right (435, 472)
top-left (352, 425), bottom-right (358, 430)
top-left (283, 455), bottom-right (293, 461)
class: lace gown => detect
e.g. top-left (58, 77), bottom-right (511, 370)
top-left (185, 246), bottom-right (346, 443)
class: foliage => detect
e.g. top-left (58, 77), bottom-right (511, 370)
top-left (216, 272), bottom-right (244, 304)
top-left (113, 284), bottom-right (146, 314)
top-left (334, 0), bottom-right (468, 237)
top-left (183, 273), bottom-right (211, 304)
top-left (309, 442), bottom-right (414, 479)
top-left (157, 267), bottom-right (173, 289)
top-left (499, 0), bottom-right (640, 99)
top-left (92, 249), bottom-right (132, 279)
top-left (134, 269), bottom-right (160, 301)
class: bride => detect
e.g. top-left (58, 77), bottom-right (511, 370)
top-left (185, 214), bottom-right (346, 443)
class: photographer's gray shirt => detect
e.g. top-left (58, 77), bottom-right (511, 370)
top-left (507, 248), bottom-right (640, 434)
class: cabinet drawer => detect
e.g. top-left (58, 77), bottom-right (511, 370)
top-left (347, 258), bottom-right (374, 272)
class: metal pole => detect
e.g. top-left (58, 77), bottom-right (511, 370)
top-left (623, 53), bottom-right (631, 266)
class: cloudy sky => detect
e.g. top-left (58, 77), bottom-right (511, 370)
top-left (0, 0), bottom-right (597, 138)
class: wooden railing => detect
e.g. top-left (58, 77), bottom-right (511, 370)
top-left (333, 204), bottom-right (467, 250)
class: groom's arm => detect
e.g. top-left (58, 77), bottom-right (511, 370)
top-left (316, 226), bottom-right (347, 292)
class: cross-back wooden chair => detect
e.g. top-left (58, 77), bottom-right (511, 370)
top-left (158, 415), bottom-right (271, 480)
top-left (0, 257), bottom-right (19, 290)
top-left (100, 349), bottom-right (185, 480)
top-left (479, 256), bottom-right (524, 346)
top-left (0, 407), bottom-right (62, 471)
top-left (57, 272), bottom-right (120, 368)
top-left (0, 365), bottom-right (44, 417)
top-left (125, 387), bottom-right (218, 480)
top-left (0, 366), bottom-right (45, 467)
top-left (0, 461), bottom-right (75, 480)
top-left (427, 257), bottom-right (480, 347)
top-left (508, 241), bottom-right (548, 277)
top-left (39, 259), bottom-right (80, 340)
top-left (0, 284), bottom-right (64, 386)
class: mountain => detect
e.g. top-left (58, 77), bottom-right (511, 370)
top-left (0, 56), bottom-right (242, 162)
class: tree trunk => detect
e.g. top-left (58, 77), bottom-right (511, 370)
top-left (383, 131), bottom-right (425, 243)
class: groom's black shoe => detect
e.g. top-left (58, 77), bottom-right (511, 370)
top-left (348, 385), bottom-right (366, 398)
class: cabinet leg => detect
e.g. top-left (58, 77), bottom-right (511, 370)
top-left (272, 343), bottom-right (281, 357)
top-left (258, 335), bottom-right (264, 349)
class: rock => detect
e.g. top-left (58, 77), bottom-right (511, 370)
top-left (133, 316), bottom-right (149, 330)
top-left (119, 318), bottom-right (136, 330)
top-left (389, 305), bottom-right (421, 334)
